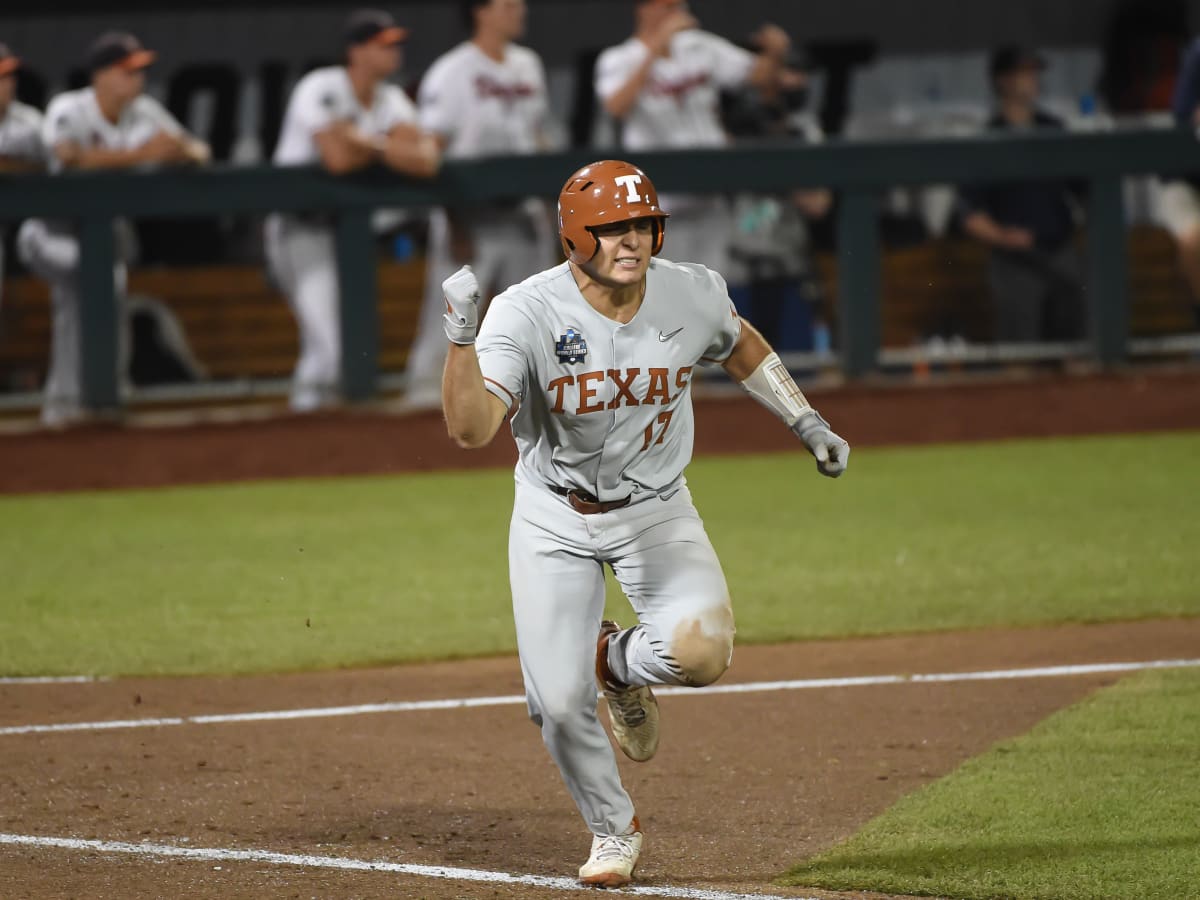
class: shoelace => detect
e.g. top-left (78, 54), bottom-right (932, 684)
top-left (592, 833), bottom-right (638, 863)
top-left (604, 685), bottom-right (647, 727)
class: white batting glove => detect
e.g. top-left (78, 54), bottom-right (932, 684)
top-left (792, 410), bottom-right (850, 478)
top-left (442, 265), bottom-right (482, 345)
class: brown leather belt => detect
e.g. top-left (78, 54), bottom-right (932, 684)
top-left (550, 485), bottom-right (632, 515)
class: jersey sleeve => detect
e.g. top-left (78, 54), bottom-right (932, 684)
top-left (475, 293), bottom-right (536, 410)
top-left (135, 96), bottom-right (185, 136)
top-left (289, 74), bottom-right (345, 137)
top-left (702, 31), bottom-right (756, 89)
top-left (594, 42), bottom-right (646, 102)
top-left (698, 266), bottom-right (743, 364)
top-left (382, 85), bottom-right (419, 131)
top-left (417, 58), bottom-right (463, 140)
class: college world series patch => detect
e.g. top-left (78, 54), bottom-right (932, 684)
top-left (555, 327), bottom-right (588, 364)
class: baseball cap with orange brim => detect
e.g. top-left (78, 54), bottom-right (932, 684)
top-left (0, 43), bottom-right (20, 77)
top-left (345, 8), bottom-right (409, 46)
top-left (86, 31), bottom-right (157, 74)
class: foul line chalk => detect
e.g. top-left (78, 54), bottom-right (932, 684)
top-left (2, 658), bottom-right (1197, 738)
top-left (0, 833), bottom-right (811, 900)
top-left (0, 675), bottom-right (105, 685)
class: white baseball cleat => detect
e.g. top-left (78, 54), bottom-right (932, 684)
top-left (578, 816), bottom-right (643, 888)
top-left (597, 620), bottom-right (660, 762)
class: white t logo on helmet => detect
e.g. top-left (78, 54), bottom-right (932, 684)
top-left (614, 174), bottom-right (643, 203)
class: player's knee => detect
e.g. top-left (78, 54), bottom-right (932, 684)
top-left (670, 605), bottom-right (735, 687)
top-left (530, 684), bottom-right (595, 731)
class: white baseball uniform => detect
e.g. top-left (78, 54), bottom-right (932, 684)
top-left (405, 41), bottom-right (557, 405)
top-left (476, 256), bottom-right (741, 837)
top-left (265, 66), bottom-right (418, 412)
top-left (0, 98), bottom-right (44, 323)
top-left (595, 31), bottom-right (756, 273)
top-left (17, 88), bottom-right (182, 426)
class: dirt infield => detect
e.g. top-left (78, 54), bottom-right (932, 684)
top-left (3, 619), bottom-right (1199, 900)
top-left (1, 369), bottom-right (1199, 494)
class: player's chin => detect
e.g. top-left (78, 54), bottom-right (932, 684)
top-left (607, 260), bottom-right (647, 283)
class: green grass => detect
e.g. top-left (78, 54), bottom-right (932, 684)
top-left (0, 432), bottom-right (1197, 676)
top-left (782, 667), bottom-right (1200, 900)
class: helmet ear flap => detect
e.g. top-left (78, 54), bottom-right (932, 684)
top-left (651, 218), bottom-right (665, 256)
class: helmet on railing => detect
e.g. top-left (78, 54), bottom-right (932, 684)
top-left (557, 160), bottom-right (669, 265)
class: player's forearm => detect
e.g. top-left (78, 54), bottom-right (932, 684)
top-left (315, 126), bottom-right (383, 175)
top-left (381, 132), bottom-right (441, 178)
top-left (726, 319), bottom-right (815, 426)
top-left (443, 345), bottom-right (505, 449)
top-left (0, 155), bottom-right (44, 173)
top-left (61, 144), bottom-right (151, 170)
top-left (603, 46), bottom-right (656, 119)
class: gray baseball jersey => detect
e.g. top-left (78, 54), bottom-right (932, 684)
top-left (476, 258), bottom-right (742, 501)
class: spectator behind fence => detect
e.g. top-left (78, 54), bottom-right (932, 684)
top-left (265, 8), bottom-right (440, 413)
top-left (402, 0), bottom-right (558, 409)
top-left (16, 31), bottom-right (209, 428)
top-left (1160, 35), bottom-right (1200, 330)
top-left (720, 49), bottom-right (831, 354)
top-left (594, 0), bottom-right (802, 275)
top-left (957, 46), bottom-right (1086, 346)
top-left (0, 44), bottom-right (46, 338)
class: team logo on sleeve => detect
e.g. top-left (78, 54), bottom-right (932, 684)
top-left (555, 327), bottom-right (588, 364)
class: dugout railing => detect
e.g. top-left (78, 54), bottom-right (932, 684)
top-left (2, 127), bottom-right (1200, 414)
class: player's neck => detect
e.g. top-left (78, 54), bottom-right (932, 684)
top-left (473, 33), bottom-right (508, 63)
top-left (92, 87), bottom-right (126, 125)
top-left (570, 262), bottom-right (645, 324)
top-left (346, 65), bottom-right (377, 108)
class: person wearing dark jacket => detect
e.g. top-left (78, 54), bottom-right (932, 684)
top-left (959, 47), bottom-right (1085, 343)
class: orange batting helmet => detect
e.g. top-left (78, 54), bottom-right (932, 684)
top-left (558, 160), bottom-right (669, 265)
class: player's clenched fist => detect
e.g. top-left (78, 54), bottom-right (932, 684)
top-left (442, 265), bottom-right (483, 345)
top-left (792, 410), bottom-right (850, 477)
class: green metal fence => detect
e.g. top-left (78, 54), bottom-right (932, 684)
top-left (2, 127), bottom-right (1199, 412)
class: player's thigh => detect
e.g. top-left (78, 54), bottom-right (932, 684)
top-left (609, 490), bottom-right (734, 675)
top-left (509, 486), bottom-right (606, 718)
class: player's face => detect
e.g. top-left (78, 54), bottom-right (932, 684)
top-left (640, 0), bottom-right (689, 29)
top-left (96, 64), bottom-right (147, 107)
top-left (480, 0), bottom-right (527, 41)
top-left (586, 218), bottom-right (656, 286)
top-left (998, 66), bottom-right (1040, 105)
top-left (364, 39), bottom-right (403, 78)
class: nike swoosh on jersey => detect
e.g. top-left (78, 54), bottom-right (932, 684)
top-left (658, 327), bottom-right (684, 342)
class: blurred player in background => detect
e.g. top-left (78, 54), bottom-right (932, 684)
top-left (403, 0), bottom-right (557, 408)
top-left (266, 8), bottom-right (440, 413)
top-left (958, 47), bottom-right (1085, 347)
top-left (595, 0), bottom-right (802, 274)
top-left (16, 31), bottom-right (209, 428)
top-left (1163, 34), bottom-right (1200, 330)
top-left (0, 44), bottom-right (46, 334)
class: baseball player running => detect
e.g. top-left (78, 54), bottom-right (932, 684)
top-left (403, 0), bottom-right (557, 408)
top-left (441, 160), bottom-right (849, 886)
top-left (17, 31), bottom-right (209, 428)
top-left (266, 8), bottom-right (440, 412)
top-left (0, 44), bottom-right (46, 329)
top-left (595, 0), bottom-right (799, 274)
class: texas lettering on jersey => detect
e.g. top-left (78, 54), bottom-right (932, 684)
top-left (547, 367), bottom-right (693, 415)
top-left (474, 74), bottom-right (536, 102)
top-left (646, 72), bottom-right (710, 103)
